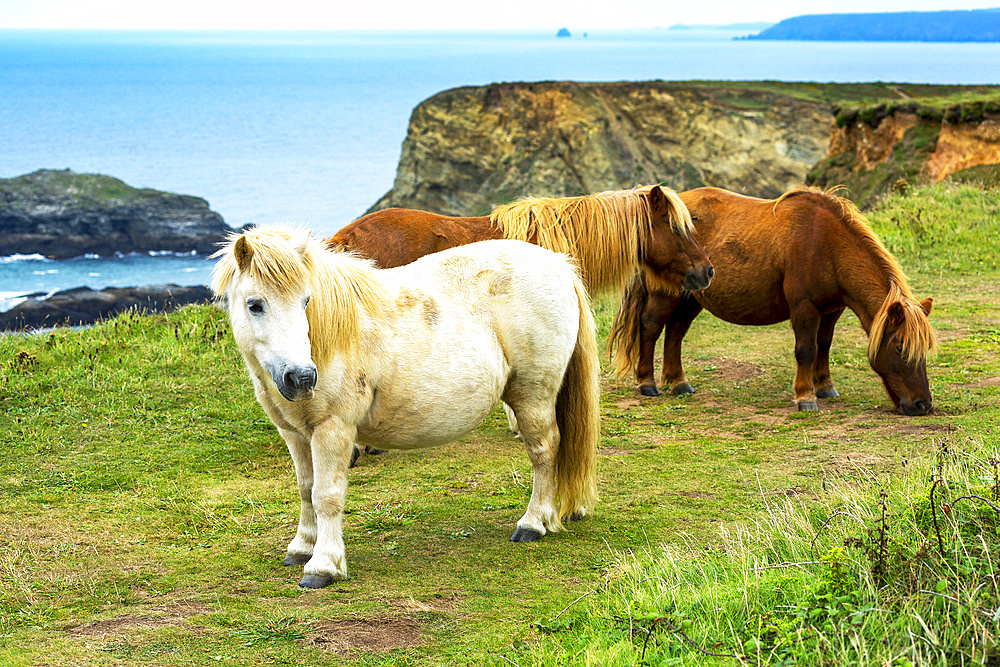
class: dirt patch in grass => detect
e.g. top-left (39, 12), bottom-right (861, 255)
top-left (307, 614), bottom-right (423, 657)
top-left (599, 446), bottom-right (631, 457)
top-left (63, 601), bottom-right (209, 637)
top-left (964, 375), bottom-right (1000, 388)
top-left (708, 357), bottom-right (766, 384)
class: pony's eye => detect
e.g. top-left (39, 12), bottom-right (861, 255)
top-left (304, 296), bottom-right (311, 308)
top-left (247, 300), bottom-right (264, 315)
top-left (895, 343), bottom-right (904, 354)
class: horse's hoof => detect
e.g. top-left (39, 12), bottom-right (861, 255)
top-left (349, 446), bottom-right (361, 468)
top-left (672, 382), bottom-right (696, 395)
top-left (815, 387), bottom-right (840, 399)
top-left (639, 385), bottom-right (660, 397)
top-left (510, 527), bottom-right (544, 542)
top-left (797, 401), bottom-right (819, 411)
top-left (569, 512), bottom-right (586, 522)
top-left (299, 574), bottom-right (335, 589)
top-left (364, 446), bottom-right (387, 455)
top-left (284, 553), bottom-right (311, 566)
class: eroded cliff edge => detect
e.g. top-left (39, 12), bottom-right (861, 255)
top-left (369, 81), bottom-right (1000, 216)
top-left (369, 81), bottom-right (834, 216)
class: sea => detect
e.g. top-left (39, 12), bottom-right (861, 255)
top-left (2, 28), bottom-right (1000, 311)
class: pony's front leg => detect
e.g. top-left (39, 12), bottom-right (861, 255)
top-left (813, 309), bottom-right (844, 399)
top-left (279, 427), bottom-right (316, 566)
top-left (510, 408), bottom-right (561, 542)
top-left (790, 304), bottom-right (822, 411)
top-left (299, 417), bottom-right (357, 588)
top-left (659, 294), bottom-right (703, 395)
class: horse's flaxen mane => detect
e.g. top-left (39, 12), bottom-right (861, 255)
top-left (211, 226), bottom-right (388, 365)
top-left (775, 187), bottom-right (936, 363)
top-left (490, 185), bottom-right (693, 294)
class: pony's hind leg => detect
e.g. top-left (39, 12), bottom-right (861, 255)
top-left (813, 309), bottom-right (844, 399)
top-left (506, 403), bottom-right (561, 542)
top-left (279, 427), bottom-right (317, 566)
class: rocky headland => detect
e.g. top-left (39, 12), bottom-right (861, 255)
top-left (0, 169), bottom-right (230, 259)
top-left (0, 284), bottom-right (213, 332)
top-left (368, 81), bottom-right (833, 216)
top-left (367, 81), bottom-right (1000, 217)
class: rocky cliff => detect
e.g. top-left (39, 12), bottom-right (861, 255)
top-left (0, 284), bottom-right (212, 331)
top-left (0, 169), bottom-right (231, 258)
top-left (809, 100), bottom-right (1000, 205)
top-left (368, 81), bottom-right (835, 216)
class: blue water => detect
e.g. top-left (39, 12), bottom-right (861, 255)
top-left (2, 28), bottom-right (999, 303)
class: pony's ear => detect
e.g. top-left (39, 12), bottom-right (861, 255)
top-left (647, 185), bottom-right (668, 216)
top-left (919, 297), bottom-right (933, 316)
top-left (886, 301), bottom-right (906, 328)
top-left (234, 235), bottom-right (253, 273)
top-left (292, 230), bottom-right (313, 258)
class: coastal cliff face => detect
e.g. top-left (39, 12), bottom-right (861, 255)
top-left (0, 169), bottom-right (230, 258)
top-left (369, 82), bottom-right (832, 216)
top-left (809, 102), bottom-right (1000, 205)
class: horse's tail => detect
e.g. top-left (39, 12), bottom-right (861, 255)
top-left (607, 271), bottom-right (649, 380)
top-left (555, 270), bottom-right (601, 522)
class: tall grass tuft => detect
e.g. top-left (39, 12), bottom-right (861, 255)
top-left (523, 436), bottom-right (1000, 666)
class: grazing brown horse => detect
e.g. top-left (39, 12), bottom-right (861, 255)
top-left (329, 185), bottom-right (715, 297)
top-left (608, 187), bottom-right (937, 415)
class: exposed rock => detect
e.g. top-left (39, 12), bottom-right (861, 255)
top-left (0, 169), bottom-right (231, 259)
top-left (0, 284), bottom-right (212, 332)
top-left (368, 82), bottom-right (832, 216)
top-left (809, 102), bottom-right (1000, 206)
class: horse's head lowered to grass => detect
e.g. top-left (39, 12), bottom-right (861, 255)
top-left (867, 286), bottom-right (936, 416)
top-left (211, 227), bottom-right (319, 402)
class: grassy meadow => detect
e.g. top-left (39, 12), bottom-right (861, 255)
top-left (1, 181), bottom-right (998, 665)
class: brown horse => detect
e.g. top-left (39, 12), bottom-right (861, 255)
top-left (329, 185), bottom-right (715, 297)
top-left (608, 187), bottom-right (937, 415)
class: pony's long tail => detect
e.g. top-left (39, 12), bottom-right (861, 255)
top-left (555, 271), bottom-right (601, 521)
top-left (607, 271), bottom-right (650, 381)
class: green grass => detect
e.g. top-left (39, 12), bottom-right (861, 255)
top-left (1, 181), bottom-right (999, 665)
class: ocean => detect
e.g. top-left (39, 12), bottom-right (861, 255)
top-left (2, 28), bottom-right (999, 308)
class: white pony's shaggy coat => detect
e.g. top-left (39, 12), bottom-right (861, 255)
top-left (212, 227), bottom-right (599, 586)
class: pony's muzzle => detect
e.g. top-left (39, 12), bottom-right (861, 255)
top-left (274, 364), bottom-right (318, 401)
top-left (901, 398), bottom-right (932, 416)
top-left (684, 264), bottom-right (714, 291)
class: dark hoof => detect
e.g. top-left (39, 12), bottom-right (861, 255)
top-left (639, 385), bottom-right (660, 397)
top-left (510, 527), bottom-right (544, 542)
top-left (797, 401), bottom-right (819, 411)
top-left (299, 574), bottom-right (334, 589)
top-left (569, 512), bottom-right (585, 522)
top-left (672, 382), bottom-right (696, 395)
top-left (364, 446), bottom-right (388, 455)
top-left (349, 446), bottom-right (361, 468)
top-left (815, 387), bottom-right (840, 399)
top-left (284, 553), bottom-right (310, 566)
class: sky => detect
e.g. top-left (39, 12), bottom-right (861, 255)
top-left (1, 0), bottom-right (999, 31)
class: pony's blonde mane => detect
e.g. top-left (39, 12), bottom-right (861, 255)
top-left (776, 187), bottom-right (936, 364)
top-left (490, 185), bottom-right (693, 294)
top-left (211, 227), bottom-right (388, 365)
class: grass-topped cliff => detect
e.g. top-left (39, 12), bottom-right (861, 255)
top-left (1, 180), bottom-right (998, 665)
top-left (0, 169), bottom-right (229, 258)
top-left (370, 81), bottom-right (1000, 217)
top-left (809, 93), bottom-right (1000, 206)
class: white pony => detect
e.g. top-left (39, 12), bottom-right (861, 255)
top-left (212, 227), bottom-right (600, 588)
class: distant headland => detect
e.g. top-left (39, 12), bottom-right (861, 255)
top-left (747, 7), bottom-right (1000, 42)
